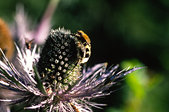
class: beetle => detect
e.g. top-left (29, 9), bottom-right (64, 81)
top-left (73, 30), bottom-right (91, 64)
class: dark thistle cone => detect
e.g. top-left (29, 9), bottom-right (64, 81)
top-left (37, 28), bottom-right (91, 91)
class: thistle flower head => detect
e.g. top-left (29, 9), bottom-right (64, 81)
top-left (0, 26), bottom-right (142, 112)
top-left (0, 1), bottom-right (142, 111)
top-left (37, 28), bottom-right (91, 92)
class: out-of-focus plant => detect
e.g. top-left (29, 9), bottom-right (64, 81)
top-left (0, 19), bottom-right (14, 60)
top-left (106, 59), bottom-right (162, 112)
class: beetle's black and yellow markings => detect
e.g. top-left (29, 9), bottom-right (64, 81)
top-left (74, 30), bottom-right (91, 64)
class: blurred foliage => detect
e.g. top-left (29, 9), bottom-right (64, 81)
top-left (121, 60), bottom-right (162, 112)
top-left (105, 59), bottom-right (163, 112)
top-left (0, 0), bottom-right (169, 112)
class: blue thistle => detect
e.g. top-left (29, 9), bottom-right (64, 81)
top-left (0, 28), bottom-right (142, 112)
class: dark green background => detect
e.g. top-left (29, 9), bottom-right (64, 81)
top-left (0, 0), bottom-right (169, 112)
